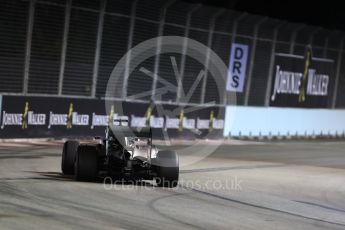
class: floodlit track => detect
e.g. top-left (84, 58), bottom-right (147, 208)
top-left (1, 141), bottom-right (345, 230)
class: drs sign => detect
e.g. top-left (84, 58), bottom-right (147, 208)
top-left (226, 43), bottom-right (249, 92)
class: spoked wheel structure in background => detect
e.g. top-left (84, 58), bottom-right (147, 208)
top-left (105, 36), bottom-right (237, 167)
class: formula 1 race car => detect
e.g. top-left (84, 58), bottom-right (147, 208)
top-left (61, 120), bottom-right (179, 187)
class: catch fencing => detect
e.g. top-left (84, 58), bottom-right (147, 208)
top-left (1, 0), bottom-right (345, 108)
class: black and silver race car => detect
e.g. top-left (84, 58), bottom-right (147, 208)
top-left (61, 120), bottom-right (179, 187)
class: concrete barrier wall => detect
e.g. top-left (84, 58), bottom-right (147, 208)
top-left (224, 106), bottom-right (345, 137)
top-left (0, 95), bottom-right (224, 139)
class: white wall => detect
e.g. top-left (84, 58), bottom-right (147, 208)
top-left (223, 106), bottom-right (345, 137)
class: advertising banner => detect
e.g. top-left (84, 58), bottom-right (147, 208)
top-left (226, 43), bottom-right (249, 92)
top-left (270, 46), bottom-right (335, 108)
top-left (0, 95), bottom-right (225, 139)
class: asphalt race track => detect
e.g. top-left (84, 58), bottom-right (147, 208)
top-left (1, 140), bottom-right (345, 230)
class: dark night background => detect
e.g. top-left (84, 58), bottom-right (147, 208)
top-left (185, 0), bottom-right (344, 31)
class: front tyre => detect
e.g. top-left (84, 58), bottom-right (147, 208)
top-left (75, 145), bottom-right (98, 182)
top-left (61, 140), bottom-right (79, 175)
top-left (155, 150), bottom-right (179, 188)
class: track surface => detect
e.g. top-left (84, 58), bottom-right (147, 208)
top-left (1, 141), bottom-right (345, 229)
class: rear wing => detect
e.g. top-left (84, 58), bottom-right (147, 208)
top-left (109, 125), bottom-right (152, 138)
top-left (113, 119), bottom-right (129, 126)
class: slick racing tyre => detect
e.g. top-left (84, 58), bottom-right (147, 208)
top-left (155, 150), bottom-right (179, 188)
top-left (75, 145), bottom-right (98, 182)
top-left (61, 140), bottom-right (79, 175)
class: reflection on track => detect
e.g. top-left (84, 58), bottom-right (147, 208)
top-left (179, 185), bottom-right (345, 228)
top-left (180, 164), bottom-right (287, 174)
top-left (1, 142), bottom-right (345, 230)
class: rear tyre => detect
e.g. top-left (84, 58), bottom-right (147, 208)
top-left (155, 150), bottom-right (179, 188)
top-left (75, 145), bottom-right (98, 182)
top-left (61, 140), bottom-right (79, 175)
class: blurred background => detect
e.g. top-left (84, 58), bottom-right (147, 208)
top-left (1, 0), bottom-right (345, 139)
top-left (2, 3), bottom-right (345, 229)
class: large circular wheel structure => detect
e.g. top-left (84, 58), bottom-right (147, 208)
top-left (61, 140), bottom-right (79, 175)
top-left (155, 150), bottom-right (179, 188)
top-left (105, 36), bottom-right (236, 167)
top-left (75, 145), bottom-right (98, 182)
